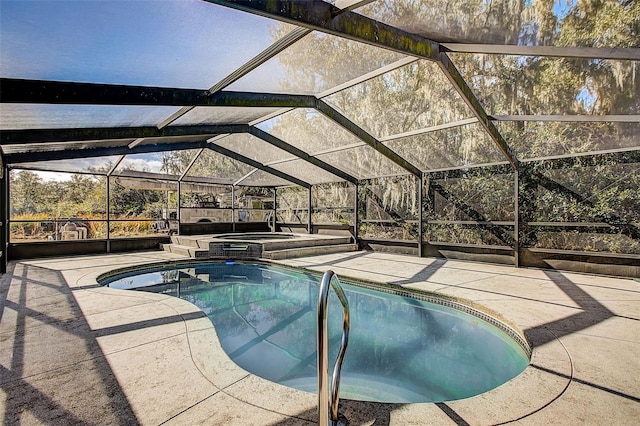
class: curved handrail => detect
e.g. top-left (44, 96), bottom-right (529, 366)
top-left (317, 270), bottom-right (350, 426)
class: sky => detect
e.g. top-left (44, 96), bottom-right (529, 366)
top-left (0, 0), bottom-right (292, 180)
top-left (15, 155), bottom-right (171, 181)
top-left (0, 0), bottom-right (283, 88)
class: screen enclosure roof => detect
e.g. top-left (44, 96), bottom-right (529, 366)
top-left (1, 0), bottom-right (638, 187)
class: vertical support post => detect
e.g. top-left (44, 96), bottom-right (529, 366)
top-left (0, 161), bottom-right (8, 273)
top-left (105, 154), bottom-right (123, 253)
top-left (356, 180), bottom-right (368, 245)
top-left (514, 168), bottom-right (520, 267)
top-left (516, 162), bottom-right (536, 268)
top-left (423, 173), bottom-right (436, 257)
top-left (308, 185), bottom-right (313, 234)
top-left (231, 185), bottom-right (236, 233)
top-left (272, 187), bottom-right (277, 233)
top-left (177, 181), bottom-right (181, 235)
top-left (106, 176), bottom-right (111, 253)
top-left (418, 174), bottom-right (423, 258)
top-left (353, 181), bottom-right (359, 245)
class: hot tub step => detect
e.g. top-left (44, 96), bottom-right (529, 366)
top-left (170, 235), bottom-right (205, 248)
top-left (161, 244), bottom-right (209, 258)
top-left (262, 243), bottom-right (358, 260)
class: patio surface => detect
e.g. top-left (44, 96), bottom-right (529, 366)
top-left (1, 250), bottom-right (638, 425)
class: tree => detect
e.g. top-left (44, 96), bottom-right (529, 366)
top-left (9, 170), bottom-right (44, 216)
top-left (262, 0), bottom-right (639, 251)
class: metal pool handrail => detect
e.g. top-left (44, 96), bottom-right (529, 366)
top-left (317, 270), bottom-right (350, 426)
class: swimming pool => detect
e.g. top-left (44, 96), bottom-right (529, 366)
top-left (100, 261), bottom-right (530, 403)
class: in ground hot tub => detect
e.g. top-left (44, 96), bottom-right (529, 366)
top-left (197, 232), bottom-right (354, 259)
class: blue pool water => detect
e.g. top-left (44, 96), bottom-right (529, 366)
top-left (100, 261), bottom-right (530, 403)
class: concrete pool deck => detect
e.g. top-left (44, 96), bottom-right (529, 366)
top-left (1, 250), bottom-right (638, 425)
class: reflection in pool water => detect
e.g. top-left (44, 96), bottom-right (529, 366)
top-left (101, 262), bottom-right (530, 403)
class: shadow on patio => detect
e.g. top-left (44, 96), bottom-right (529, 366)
top-left (0, 262), bottom-right (139, 425)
